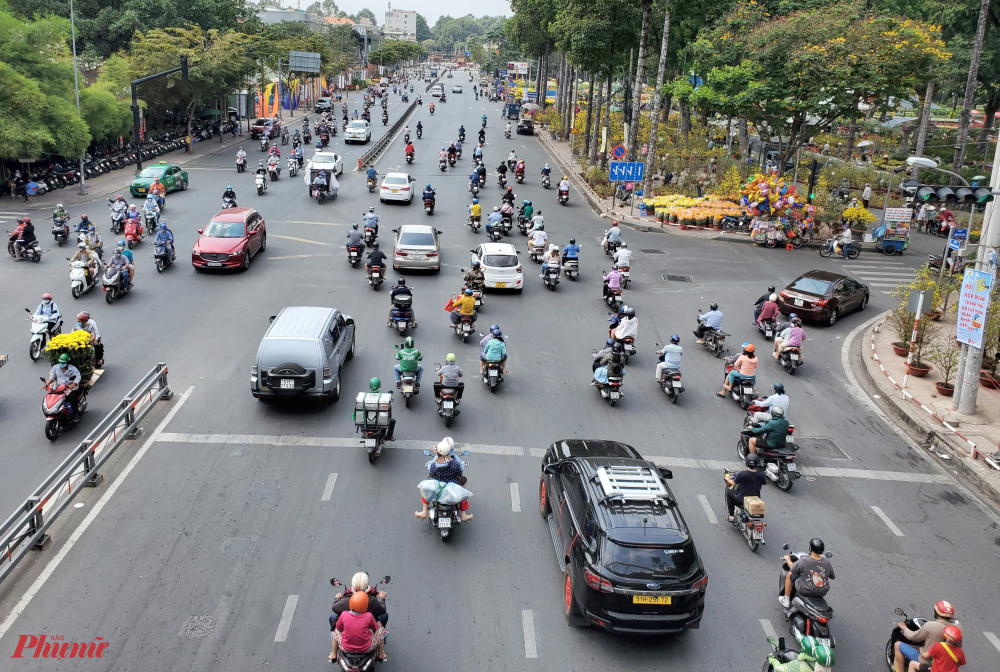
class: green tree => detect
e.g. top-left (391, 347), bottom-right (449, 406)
top-left (415, 13), bottom-right (432, 41)
top-left (353, 8), bottom-right (377, 24)
top-left (80, 85), bottom-right (132, 141)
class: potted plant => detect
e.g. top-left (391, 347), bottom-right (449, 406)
top-left (928, 340), bottom-right (960, 396)
top-left (887, 305), bottom-right (915, 356)
top-left (841, 205), bottom-right (876, 233)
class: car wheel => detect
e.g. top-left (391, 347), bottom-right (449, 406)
top-left (562, 567), bottom-right (584, 624)
top-left (260, 233), bottom-right (266, 252)
top-left (242, 249), bottom-right (251, 271)
top-left (858, 294), bottom-right (868, 311)
top-left (345, 335), bottom-right (356, 360)
top-left (538, 477), bottom-right (550, 518)
top-left (827, 308), bottom-right (838, 326)
top-left (180, 179), bottom-right (187, 191)
top-left (329, 373), bottom-right (341, 403)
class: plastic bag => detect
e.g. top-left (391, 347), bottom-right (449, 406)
top-left (418, 479), bottom-right (472, 505)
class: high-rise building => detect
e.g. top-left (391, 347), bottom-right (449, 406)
top-left (384, 5), bottom-right (416, 41)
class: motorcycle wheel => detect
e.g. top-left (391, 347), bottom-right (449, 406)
top-left (45, 417), bottom-right (61, 441)
top-left (71, 285), bottom-right (82, 299)
top-left (849, 247), bottom-right (861, 259)
top-left (885, 638), bottom-right (896, 669)
top-left (127, 239), bottom-right (134, 249)
top-left (765, 238), bottom-right (776, 248)
top-left (818, 245), bottom-right (833, 258)
top-left (776, 469), bottom-right (793, 492)
top-left (747, 531), bottom-right (760, 553)
top-left (669, 389), bottom-right (678, 404)
top-left (57, 236), bottom-right (65, 247)
top-left (786, 361), bottom-right (795, 375)
top-left (404, 394), bottom-right (411, 408)
top-left (30, 339), bottom-right (44, 361)
top-left (791, 237), bottom-right (803, 249)
top-left (106, 288), bottom-right (116, 304)
top-left (156, 258), bottom-right (165, 273)
top-left (367, 447), bottom-right (379, 464)
top-left (31, 251), bottom-right (41, 263)
top-left (737, 435), bottom-right (749, 460)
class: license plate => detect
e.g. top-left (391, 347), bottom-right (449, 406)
top-left (365, 438), bottom-right (377, 449)
top-left (610, 391), bottom-right (620, 399)
top-left (443, 400), bottom-right (454, 409)
top-left (438, 517), bottom-right (452, 528)
top-left (743, 387), bottom-right (754, 394)
top-left (136, 188), bottom-right (145, 193)
top-left (402, 384), bottom-right (413, 393)
top-left (280, 379), bottom-right (294, 389)
top-left (397, 321), bottom-right (406, 328)
top-left (489, 370), bottom-right (497, 377)
top-left (372, 271), bottom-right (380, 277)
top-left (495, 282), bottom-right (506, 288)
top-left (391, 189), bottom-right (399, 194)
top-left (765, 330), bottom-right (772, 337)
top-left (632, 595), bottom-right (670, 605)
top-left (672, 381), bottom-right (682, 388)
top-left (794, 299), bottom-right (804, 307)
top-left (753, 529), bottom-right (764, 540)
top-left (787, 463), bottom-right (797, 472)
top-left (622, 272), bottom-right (629, 278)
top-left (410, 254), bottom-right (424, 260)
top-left (208, 262), bottom-right (222, 267)
top-left (790, 354), bottom-right (799, 361)
top-left (816, 638), bottom-right (830, 647)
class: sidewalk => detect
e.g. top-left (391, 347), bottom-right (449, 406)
top-left (19, 132), bottom-right (247, 211)
top-left (858, 313), bottom-right (1000, 503)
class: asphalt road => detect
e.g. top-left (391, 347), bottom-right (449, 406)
top-left (1, 71), bottom-right (998, 671)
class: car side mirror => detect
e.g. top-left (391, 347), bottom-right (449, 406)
top-left (542, 463), bottom-right (560, 475)
top-left (657, 467), bottom-right (673, 480)
top-left (345, 317), bottom-right (354, 326)
top-left (269, 315), bottom-right (277, 323)
top-left (197, 229), bottom-right (203, 234)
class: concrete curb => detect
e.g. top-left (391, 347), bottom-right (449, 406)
top-left (855, 317), bottom-right (1000, 504)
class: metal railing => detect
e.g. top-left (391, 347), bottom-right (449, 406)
top-left (358, 73), bottom-right (445, 169)
top-left (0, 363), bottom-right (173, 584)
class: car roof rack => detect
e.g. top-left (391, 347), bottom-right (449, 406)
top-left (596, 465), bottom-right (669, 503)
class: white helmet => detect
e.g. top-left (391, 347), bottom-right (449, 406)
top-left (57, 203), bottom-right (64, 208)
top-left (620, 241), bottom-right (628, 248)
top-left (351, 572), bottom-right (370, 591)
top-left (435, 440), bottom-right (451, 457)
top-left (548, 244), bottom-right (558, 252)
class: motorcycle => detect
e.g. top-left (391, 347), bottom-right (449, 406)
top-left (528, 243), bottom-right (544, 264)
top-left (696, 314), bottom-right (729, 358)
top-left (739, 413), bottom-right (799, 491)
top-left (481, 119), bottom-right (487, 128)
top-left (543, 264), bottom-right (560, 290)
top-left (329, 575), bottom-right (391, 670)
top-left (725, 470), bottom-right (766, 551)
top-left (109, 200), bottom-right (127, 235)
top-left (140, 211), bottom-right (157, 235)
top-left (778, 346), bottom-right (804, 375)
top-left (7, 227), bottom-right (42, 263)
top-left (763, 635), bottom-right (831, 672)
top-left (355, 389), bottom-right (393, 464)
top-left (468, 215), bottom-right (481, 233)
top-left (452, 314), bottom-right (475, 342)
top-left (504, 128), bottom-right (511, 139)
top-left (501, 211), bottom-right (513, 233)
top-left (255, 172), bottom-right (267, 196)
top-left (483, 359), bottom-right (504, 392)
top-left (153, 241), bottom-right (173, 272)
top-left (604, 237), bottom-right (620, 257)
top-left (404, 132), bottom-right (410, 144)
top-left (515, 169), bottom-right (524, 184)
top-left (487, 222), bottom-right (503, 242)
top-left (389, 294), bottom-right (415, 335)
top-left (429, 106), bottom-right (435, 115)
top-left (757, 317), bottom-right (777, 341)
top-left (416, 127), bottom-right (422, 139)
top-left (347, 244), bottom-right (363, 268)
top-left (367, 177), bottom-right (377, 193)
top-left (368, 264), bottom-right (383, 290)
top-left (818, 238), bottom-right (860, 259)
top-left (617, 265), bottom-right (630, 289)
top-left (319, 131), bottom-right (329, 147)
top-left (470, 182), bottom-right (480, 197)
top-left (594, 364), bottom-right (624, 406)
top-left (542, 174), bottom-right (551, 189)
top-left (124, 217), bottom-right (144, 249)
top-left (406, 151), bottom-right (414, 164)
top-left (420, 448), bottom-right (472, 538)
top-left (40, 376), bottom-right (89, 441)
top-left (439, 157), bottom-right (447, 172)
top-left (102, 259), bottom-right (130, 304)
top-left (885, 607), bottom-right (952, 671)
top-left (280, 127), bottom-right (289, 145)
top-left (69, 257), bottom-right (100, 298)
top-left (604, 284), bottom-right (623, 311)
top-left (302, 128), bottom-right (312, 144)
top-left (287, 156), bottom-right (298, 177)
top-left (259, 136), bottom-right (268, 152)
top-left (51, 215), bottom-right (70, 246)
top-left (26, 308), bottom-right (62, 361)
top-left (724, 359), bottom-right (757, 410)
top-left (778, 544), bottom-right (836, 648)
top-left (424, 198), bottom-right (435, 215)
top-left (558, 187), bottom-right (569, 205)
top-left (655, 349), bottom-right (684, 403)
top-left (268, 164), bottom-right (279, 181)
top-left (434, 365), bottom-right (462, 428)
top-left (363, 226), bottom-right (377, 247)
top-left (563, 257), bottom-right (579, 281)
top-left (927, 252), bottom-right (966, 275)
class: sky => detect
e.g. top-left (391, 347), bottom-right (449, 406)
top-left (280, 0), bottom-right (512, 26)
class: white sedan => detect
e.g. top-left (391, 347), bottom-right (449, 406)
top-left (380, 172), bottom-right (416, 203)
top-left (302, 151), bottom-right (343, 180)
top-left (452, 85), bottom-right (463, 93)
top-left (471, 242), bottom-right (523, 293)
top-left (344, 120), bottom-right (371, 144)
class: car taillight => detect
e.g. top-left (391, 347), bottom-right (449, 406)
top-left (515, 265), bottom-right (522, 273)
top-left (427, 252), bottom-right (438, 257)
top-left (814, 298), bottom-right (828, 306)
top-left (780, 290), bottom-right (789, 298)
top-left (396, 251), bottom-right (407, 256)
top-left (401, 186), bottom-right (410, 191)
top-left (583, 568), bottom-right (613, 593)
top-left (693, 575), bottom-right (708, 593)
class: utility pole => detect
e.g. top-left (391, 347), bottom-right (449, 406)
top-left (131, 56), bottom-right (188, 172)
top-left (68, 0), bottom-right (86, 195)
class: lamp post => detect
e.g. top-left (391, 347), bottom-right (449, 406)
top-left (69, 0), bottom-right (86, 196)
top-left (905, 157), bottom-right (976, 283)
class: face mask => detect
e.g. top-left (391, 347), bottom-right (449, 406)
top-left (60, 363), bottom-right (68, 369)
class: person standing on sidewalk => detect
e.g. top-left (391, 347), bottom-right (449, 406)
top-left (862, 183), bottom-right (872, 209)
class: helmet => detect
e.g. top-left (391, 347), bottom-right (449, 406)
top-left (934, 600), bottom-right (956, 618)
top-left (42, 293), bottom-right (52, 300)
top-left (88, 224), bottom-right (95, 232)
top-left (81, 214), bottom-right (89, 221)
top-left (745, 453), bottom-right (759, 469)
top-left (464, 288), bottom-right (473, 295)
top-left (369, 377), bottom-right (381, 391)
top-left (523, 200), bottom-right (529, 205)
top-left (118, 239), bottom-right (126, 247)
top-left (562, 175), bottom-right (567, 180)
top-left (670, 334), bottom-right (680, 344)
top-left (352, 223), bottom-right (359, 230)
top-left (128, 204), bottom-right (136, 210)
top-left (76, 312), bottom-right (89, 322)
top-left (116, 194), bottom-right (123, 199)
top-left (473, 199), bottom-right (479, 204)
top-left (115, 245), bottom-right (125, 253)
top-left (348, 591), bottom-right (369, 613)
top-left (773, 382), bottom-right (785, 394)
top-left (611, 221), bottom-right (618, 227)
top-left (372, 242), bottom-right (379, 249)
top-left (808, 538), bottom-right (825, 554)
top-left (612, 341), bottom-right (624, 352)
top-left (544, 163), bottom-right (549, 168)
top-left (548, 244), bottom-right (558, 252)
top-left (159, 222), bottom-right (167, 229)
top-left (427, 183), bottom-right (432, 188)
top-left (569, 238), bottom-right (576, 244)
top-left (403, 336), bottom-right (414, 347)
top-left (709, 302), bottom-right (719, 311)
top-left (620, 241), bottom-right (628, 248)
top-left (369, 207), bottom-right (375, 213)
top-left (472, 260), bottom-right (480, 268)
top-left (271, 143), bottom-right (276, 147)
top-left (771, 405), bottom-right (784, 417)
top-left (789, 313), bottom-right (798, 319)
top-left (507, 186), bottom-right (513, 192)
top-left (77, 242), bottom-right (86, 249)
top-left (769, 293), bottom-right (777, 302)
top-left (624, 307), bottom-right (635, 318)
top-left (799, 637), bottom-right (834, 667)
top-left (534, 223), bottom-right (543, 230)
top-left (744, 343), bottom-right (755, 353)
top-left (58, 353), bottom-right (71, 364)
top-left (435, 440), bottom-right (451, 457)
top-left (767, 285), bottom-right (776, 292)
top-left (147, 194), bottom-right (154, 200)
top-left (942, 625), bottom-right (962, 645)
top-left (493, 206), bottom-right (499, 212)
top-left (446, 353), bottom-right (456, 362)
top-left (490, 324), bottom-right (499, 333)
top-left (351, 572), bottom-right (370, 592)
top-left (227, 185), bottom-right (232, 190)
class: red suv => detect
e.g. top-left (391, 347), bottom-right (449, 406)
top-left (192, 208), bottom-right (266, 271)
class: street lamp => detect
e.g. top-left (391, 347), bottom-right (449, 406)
top-left (905, 156), bottom-right (969, 187)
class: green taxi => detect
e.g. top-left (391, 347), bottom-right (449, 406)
top-left (129, 162), bottom-right (188, 197)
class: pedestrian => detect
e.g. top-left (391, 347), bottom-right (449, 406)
top-left (862, 183), bottom-right (872, 209)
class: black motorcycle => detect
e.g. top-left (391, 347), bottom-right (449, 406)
top-left (778, 544), bottom-right (835, 647)
top-left (329, 576), bottom-right (390, 670)
top-left (154, 241), bottom-right (174, 272)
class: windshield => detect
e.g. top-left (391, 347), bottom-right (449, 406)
top-left (139, 167), bottom-right (166, 178)
top-left (483, 254), bottom-right (518, 267)
top-left (399, 231), bottom-right (435, 246)
top-left (385, 176), bottom-right (407, 185)
top-left (789, 277), bottom-right (832, 296)
top-left (602, 539), bottom-right (696, 579)
top-left (349, 121), bottom-right (366, 129)
top-left (203, 220), bottom-right (246, 238)
top-left (253, 119), bottom-right (268, 126)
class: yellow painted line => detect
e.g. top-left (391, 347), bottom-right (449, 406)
top-left (270, 234), bottom-right (334, 247)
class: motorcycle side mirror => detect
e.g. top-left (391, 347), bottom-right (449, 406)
top-left (330, 578), bottom-right (340, 586)
top-left (461, 450), bottom-right (470, 456)
top-left (25, 308), bottom-right (30, 313)
top-left (777, 636), bottom-right (786, 651)
top-left (422, 449), bottom-right (432, 456)
top-left (40, 376), bottom-right (47, 383)
top-left (825, 551), bottom-right (833, 559)
top-left (381, 575), bottom-right (391, 584)
top-left (894, 607), bottom-right (905, 616)
top-left (781, 543), bottom-right (790, 551)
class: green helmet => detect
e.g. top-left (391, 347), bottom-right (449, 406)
top-left (446, 353), bottom-right (456, 362)
top-left (369, 377), bottom-right (381, 391)
top-left (403, 336), bottom-right (414, 348)
top-left (58, 353), bottom-right (71, 363)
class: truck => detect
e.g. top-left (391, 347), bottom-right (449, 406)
top-left (505, 102), bottom-right (521, 120)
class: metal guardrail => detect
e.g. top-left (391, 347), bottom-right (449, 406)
top-left (0, 363), bottom-right (173, 584)
top-left (358, 73), bottom-right (446, 169)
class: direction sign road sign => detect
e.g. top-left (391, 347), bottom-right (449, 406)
top-left (949, 237), bottom-right (962, 251)
top-left (952, 228), bottom-right (968, 240)
top-left (609, 161), bottom-right (645, 182)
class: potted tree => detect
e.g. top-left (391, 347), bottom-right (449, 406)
top-left (887, 304), bottom-right (915, 356)
top-left (928, 340), bottom-right (960, 396)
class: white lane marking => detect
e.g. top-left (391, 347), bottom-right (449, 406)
top-left (697, 494), bottom-right (718, 524)
top-left (271, 234), bottom-right (334, 247)
top-left (984, 631), bottom-right (1000, 653)
top-left (871, 505), bottom-right (905, 536)
top-left (510, 483), bottom-right (521, 512)
top-left (321, 473), bottom-right (339, 501)
top-left (0, 386), bottom-right (195, 642)
top-left (154, 434), bottom-right (952, 482)
top-left (521, 609), bottom-right (538, 658)
top-left (760, 618), bottom-right (778, 640)
top-left (268, 253), bottom-right (331, 260)
top-left (269, 220), bottom-right (347, 226)
top-left (274, 595), bottom-right (299, 642)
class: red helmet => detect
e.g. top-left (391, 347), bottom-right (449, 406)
top-left (507, 186), bottom-right (512, 192)
top-left (76, 312), bottom-right (89, 322)
top-left (942, 625), bottom-right (962, 645)
top-left (22, 217), bottom-right (31, 224)
top-left (934, 600), bottom-right (955, 618)
top-left (42, 293), bottom-right (52, 300)
top-left (116, 194), bottom-right (123, 199)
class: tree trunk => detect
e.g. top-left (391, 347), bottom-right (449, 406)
top-left (846, 116), bottom-right (857, 156)
top-left (661, 92), bottom-right (671, 125)
top-left (556, 55), bottom-right (566, 125)
top-left (539, 45), bottom-right (549, 111)
top-left (589, 76), bottom-right (604, 165)
top-left (912, 82), bottom-right (935, 179)
top-left (584, 71), bottom-right (596, 158)
top-left (901, 128), bottom-right (912, 156)
top-left (601, 73), bottom-right (612, 168)
top-left (952, 0), bottom-right (992, 180)
top-left (643, 5), bottom-right (670, 197)
top-left (535, 50), bottom-right (545, 110)
top-left (679, 100), bottom-right (690, 146)
top-left (569, 69), bottom-right (579, 142)
top-left (563, 67), bottom-right (573, 140)
top-left (738, 116), bottom-right (749, 165)
top-left (627, 0), bottom-right (653, 161)
top-left (976, 93), bottom-right (999, 156)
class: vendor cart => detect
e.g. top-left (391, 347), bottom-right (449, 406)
top-left (873, 223), bottom-right (909, 255)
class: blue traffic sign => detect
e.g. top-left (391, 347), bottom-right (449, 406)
top-left (611, 145), bottom-right (626, 159)
top-left (609, 161), bottom-right (645, 182)
top-left (499, 69), bottom-right (507, 76)
top-left (952, 228), bottom-right (967, 240)
top-left (949, 237), bottom-right (962, 251)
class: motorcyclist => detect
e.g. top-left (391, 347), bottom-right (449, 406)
top-left (438, 147), bottom-right (448, 165)
top-left (362, 207), bottom-right (379, 236)
top-left (463, 260), bottom-right (485, 290)
top-left (530, 210), bottom-right (544, 231)
top-left (655, 334), bottom-right (683, 382)
top-left (290, 145), bottom-right (303, 165)
top-left (481, 113), bottom-right (487, 127)
top-left (434, 353), bottom-right (464, 402)
top-left (602, 220), bottom-right (623, 253)
top-left (291, 130), bottom-right (301, 146)
top-left (12, 216), bottom-right (36, 260)
top-left (154, 222), bottom-right (176, 261)
top-left (613, 241), bottom-right (632, 269)
top-left (69, 242), bottom-right (100, 281)
top-left (450, 287), bottom-right (477, 326)
top-left (558, 175), bottom-right (570, 192)
top-left (724, 453), bottom-right (766, 522)
top-left (75, 312), bottom-right (103, 366)
top-left (610, 305), bottom-right (637, 340)
top-left (468, 198), bottom-right (482, 225)
top-left (458, 125), bottom-right (466, 142)
top-left (254, 161), bottom-right (268, 180)
top-left (753, 382), bottom-right (790, 423)
top-left (367, 167), bottom-right (378, 187)
top-left (540, 163), bottom-right (552, 180)
top-left (519, 200), bottom-right (534, 226)
top-left (110, 194), bottom-right (128, 220)
top-left (117, 238), bottom-right (136, 285)
top-left (602, 267), bottom-right (623, 299)
top-left (329, 591), bottom-right (387, 663)
top-left (365, 241), bottom-right (387, 276)
top-left (501, 186), bottom-right (516, 205)
top-left (45, 353), bottom-right (82, 422)
top-left (125, 204), bottom-right (141, 229)
top-left (404, 141), bottom-right (415, 159)
top-left (35, 293), bottom-right (62, 334)
top-left (476, 160), bottom-right (487, 184)
top-left (540, 244), bottom-right (561, 277)
top-left (757, 294), bottom-right (780, 325)
top-left (515, 159), bottom-right (525, 177)
top-left (526, 222), bottom-right (547, 252)
top-left (472, 143), bottom-right (483, 161)
top-left (719, 342), bottom-right (757, 397)
top-left (143, 195), bottom-right (161, 224)
top-left (108, 245), bottom-right (131, 289)
top-left (593, 338), bottom-right (616, 371)
top-left (312, 169), bottom-right (329, 194)
top-left (53, 203), bottom-right (69, 222)
top-left (415, 439), bottom-right (473, 522)
top-left (593, 341), bottom-right (627, 386)
top-left (447, 142), bottom-right (457, 160)
top-left (75, 214), bottom-right (92, 233)
top-left (346, 223), bottom-right (365, 255)
top-left (837, 222), bottom-right (854, 259)
top-left (695, 303), bottom-right (724, 343)
top-left (267, 153), bottom-right (281, 177)
top-left (269, 143), bottom-right (280, 158)
top-left (389, 277), bottom-right (415, 325)
top-left (469, 170), bottom-right (482, 192)
top-left (496, 160), bottom-right (508, 182)
top-left (912, 625), bottom-right (965, 672)
top-left (478, 127), bottom-right (486, 145)
top-left (779, 538), bottom-right (834, 609)
top-left (393, 335), bottom-right (423, 389)
top-left (747, 405), bottom-right (789, 454)
top-left (504, 121), bottom-right (512, 137)
top-left (480, 326), bottom-right (507, 374)
top-left (330, 572), bottom-right (388, 628)
top-left (562, 237), bottom-right (579, 263)
top-left (235, 147), bottom-right (247, 167)
top-left (416, 121), bottom-right (422, 136)
top-left (486, 207), bottom-right (503, 237)
top-left (753, 285), bottom-right (777, 321)
top-left (506, 149), bottom-right (518, 167)
top-left (892, 601), bottom-right (958, 672)
top-left (774, 316), bottom-right (807, 361)
top-left (148, 180), bottom-right (165, 206)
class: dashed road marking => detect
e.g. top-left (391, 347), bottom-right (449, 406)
top-left (321, 473), bottom-right (339, 501)
top-left (274, 595), bottom-right (299, 642)
top-left (521, 609), bottom-right (538, 658)
top-left (510, 483), bottom-right (521, 512)
top-left (984, 631), bottom-right (1000, 653)
top-left (271, 234), bottom-right (334, 246)
top-left (697, 494), bottom-right (718, 524)
top-left (268, 253), bottom-right (331, 260)
top-left (870, 505), bottom-right (905, 536)
top-left (759, 618), bottom-right (778, 640)
top-left (270, 220), bottom-right (347, 226)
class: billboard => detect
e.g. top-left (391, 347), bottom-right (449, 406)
top-left (507, 61), bottom-right (529, 75)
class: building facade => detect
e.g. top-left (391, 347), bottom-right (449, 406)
top-left (383, 7), bottom-right (416, 41)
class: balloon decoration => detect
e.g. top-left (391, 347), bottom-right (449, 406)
top-left (741, 170), bottom-right (811, 247)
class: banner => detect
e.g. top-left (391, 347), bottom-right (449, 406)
top-left (506, 61), bottom-right (528, 75)
top-left (956, 268), bottom-right (994, 348)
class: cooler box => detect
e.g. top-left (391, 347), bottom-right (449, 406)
top-left (743, 496), bottom-right (765, 517)
top-left (355, 392), bottom-right (392, 427)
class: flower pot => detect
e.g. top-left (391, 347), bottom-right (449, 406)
top-left (980, 371), bottom-right (1000, 389)
top-left (935, 382), bottom-right (954, 396)
top-left (678, 224), bottom-right (688, 230)
top-left (906, 362), bottom-right (931, 377)
top-left (891, 342), bottom-right (911, 357)
top-left (925, 311), bottom-right (943, 321)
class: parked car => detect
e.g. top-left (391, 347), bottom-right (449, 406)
top-left (344, 120), bottom-right (371, 144)
top-left (470, 242), bottom-right (523, 293)
top-left (392, 224), bottom-right (441, 272)
top-left (380, 172), bottom-right (415, 203)
top-left (192, 207), bottom-right (266, 271)
top-left (777, 270), bottom-right (870, 326)
top-left (129, 162), bottom-right (188, 197)
top-left (250, 306), bottom-right (355, 402)
top-left (538, 439), bottom-right (708, 635)
top-left (250, 117), bottom-right (281, 140)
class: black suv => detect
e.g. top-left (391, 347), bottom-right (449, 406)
top-left (516, 118), bottom-right (534, 135)
top-left (539, 439), bottom-right (707, 635)
top-left (315, 97), bottom-right (332, 113)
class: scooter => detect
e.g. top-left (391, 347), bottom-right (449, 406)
top-left (153, 242), bottom-right (173, 272)
top-left (468, 215), bottom-right (481, 233)
top-left (778, 544), bottom-right (836, 648)
top-left (420, 448), bottom-right (472, 538)
top-left (259, 136), bottom-right (268, 152)
top-left (329, 576), bottom-right (391, 670)
top-left (737, 417), bottom-right (799, 491)
top-left (434, 365), bottom-right (462, 428)
top-left (758, 317), bottom-right (777, 340)
top-left (515, 168), bottom-right (525, 184)
top-left (108, 199), bottom-right (127, 234)
top-left (604, 237), bottom-right (620, 257)
top-left (69, 257), bottom-right (100, 298)
top-left (406, 152), bottom-right (414, 164)
top-left (487, 222), bottom-right (503, 242)
top-left (617, 264), bottom-right (630, 289)
top-left (347, 244), bottom-right (363, 268)
top-left (558, 187), bottom-right (569, 205)
top-left (498, 172), bottom-right (507, 188)
top-left (40, 376), bottom-right (89, 441)
top-left (725, 471), bottom-right (766, 552)
top-left (763, 635), bottom-right (831, 672)
top-left (424, 198), bottom-right (435, 215)
top-left (439, 157), bottom-right (447, 172)
top-left (885, 607), bottom-right (953, 671)
top-left (724, 359), bottom-right (757, 410)
top-left (655, 348), bottom-right (684, 403)
top-left (452, 314), bottom-right (475, 342)
top-left (268, 164), bottom-right (280, 181)
top-left (416, 127), bottom-right (422, 139)
top-left (236, 156), bottom-right (247, 173)
top-left (696, 313), bottom-right (729, 358)
top-left (594, 367), bottom-right (624, 406)
top-left (563, 257), bottom-right (579, 280)
top-left (367, 177), bottom-right (377, 193)
top-left (368, 264), bottom-right (383, 290)
top-left (543, 264), bottom-right (560, 290)
top-left (51, 215), bottom-right (70, 246)
top-left (542, 174), bottom-right (551, 189)
top-left (393, 349), bottom-right (419, 407)
top-left (504, 128), bottom-right (511, 139)
top-left (483, 359), bottom-right (504, 392)
top-left (287, 156), bottom-right (298, 177)
top-left (124, 218), bottom-right (144, 249)
top-left (102, 258), bottom-right (130, 304)
top-left (26, 308), bottom-right (62, 361)
top-left (255, 172), bottom-right (267, 196)
top-left (778, 346), bottom-right (804, 375)
top-left (604, 282), bottom-right (623, 311)
top-left (389, 295), bottom-right (415, 334)
top-left (818, 238), bottom-right (860, 259)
